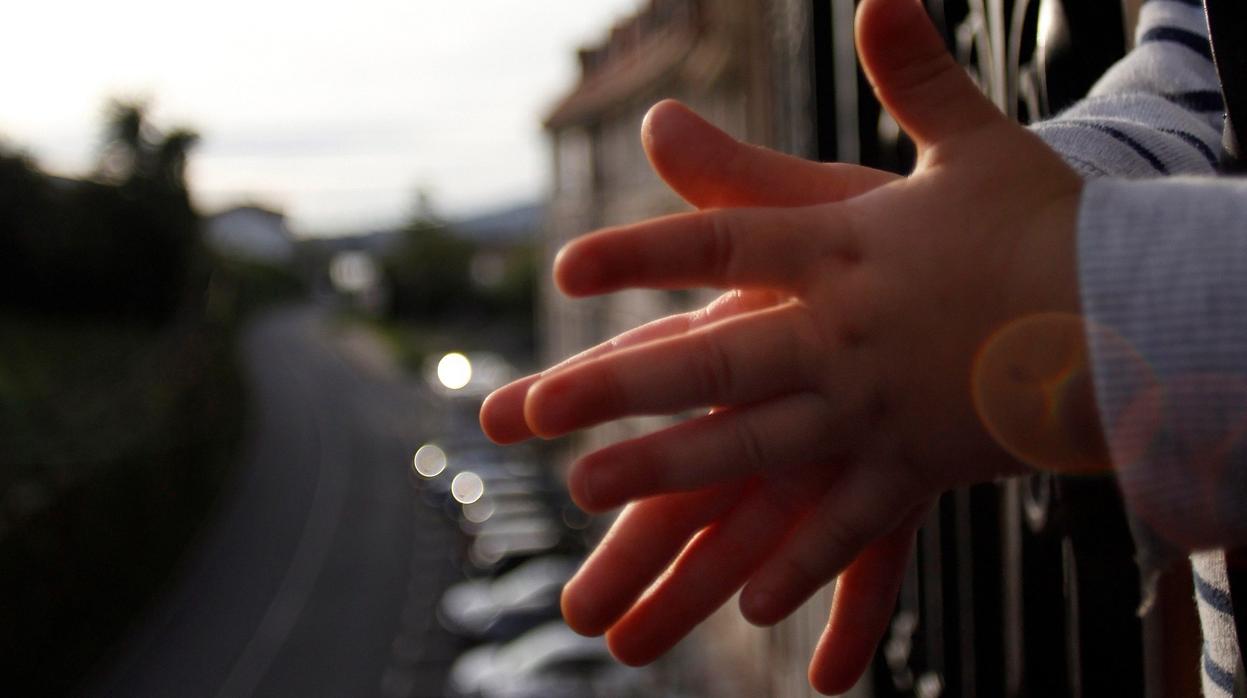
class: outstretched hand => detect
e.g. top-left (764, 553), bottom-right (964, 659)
top-left (481, 0), bottom-right (1097, 693)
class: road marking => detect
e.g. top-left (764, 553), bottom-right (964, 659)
top-left (215, 325), bottom-right (349, 698)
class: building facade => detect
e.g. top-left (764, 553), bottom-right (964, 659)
top-left (541, 1), bottom-right (836, 696)
top-left (542, 0), bottom-right (814, 451)
top-left (205, 205), bottom-right (296, 265)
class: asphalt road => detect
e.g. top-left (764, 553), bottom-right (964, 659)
top-left (88, 305), bottom-right (466, 698)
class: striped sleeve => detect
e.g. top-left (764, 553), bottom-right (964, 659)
top-left (1024, 4), bottom-right (1243, 695)
top-left (1030, 0), bottom-right (1247, 551)
top-left (1031, 0), bottom-right (1223, 179)
top-left (1077, 175), bottom-right (1247, 696)
top-left (1078, 176), bottom-right (1247, 552)
top-left (1194, 551), bottom-right (1239, 698)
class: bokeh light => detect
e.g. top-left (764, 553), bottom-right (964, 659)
top-left (451, 471), bottom-right (485, 505)
top-left (462, 498), bottom-right (496, 524)
top-left (437, 352), bottom-right (473, 390)
top-left (328, 251), bottom-right (380, 293)
top-left (413, 444), bottom-right (447, 478)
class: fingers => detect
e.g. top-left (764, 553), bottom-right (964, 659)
top-left (480, 289), bottom-right (782, 443)
top-left (739, 463), bottom-right (922, 626)
top-left (602, 472), bottom-right (828, 665)
top-left (808, 523), bottom-right (917, 696)
top-left (643, 99), bottom-right (899, 209)
top-left (855, 0), bottom-right (1002, 149)
top-left (554, 204), bottom-right (855, 296)
top-left (568, 393), bottom-right (873, 512)
top-left (561, 481), bottom-right (748, 636)
top-left (481, 312), bottom-right (705, 443)
top-left (524, 302), bottom-right (822, 438)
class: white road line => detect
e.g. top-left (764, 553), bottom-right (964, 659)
top-left (214, 327), bottom-right (349, 698)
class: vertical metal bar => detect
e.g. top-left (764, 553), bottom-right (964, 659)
top-left (773, 0), bottom-right (818, 159)
top-left (1002, 479), bottom-right (1024, 696)
top-left (1006, 0), bottom-right (1037, 121)
top-left (954, 489), bottom-right (977, 698)
top-left (830, 0), bottom-right (860, 164)
top-left (921, 504), bottom-right (946, 682)
top-left (987, 0), bottom-right (1008, 108)
top-left (1061, 537), bottom-right (1083, 698)
top-left (1204, 0), bottom-right (1247, 168)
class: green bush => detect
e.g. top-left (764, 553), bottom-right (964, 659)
top-left (0, 314), bottom-right (245, 694)
top-left (0, 102), bottom-right (252, 692)
top-left (206, 253), bottom-right (309, 322)
top-left (382, 220), bottom-right (476, 319)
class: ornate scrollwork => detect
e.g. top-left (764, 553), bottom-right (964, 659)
top-left (873, 3), bottom-right (1140, 696)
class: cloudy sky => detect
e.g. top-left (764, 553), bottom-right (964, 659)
top-left (2, 0), bottom-right (640, 235)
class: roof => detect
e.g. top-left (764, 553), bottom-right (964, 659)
top-left (543, 0), bottom-right (737, 130)
top-left (209, 204), bottom-right (286, 221)
top-left (544, 26), bottom-right (698, 130)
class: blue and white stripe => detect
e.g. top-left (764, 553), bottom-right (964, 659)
top-left (1029, 1), bottom-right (1241, 694)
top-left (1194, 550), bottom-right (1238, 698)
top-left (1031, 0), bottom-right (1223, 179)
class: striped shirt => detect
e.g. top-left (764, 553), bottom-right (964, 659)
top-left (1030, 1), bottom-right (1244, 694)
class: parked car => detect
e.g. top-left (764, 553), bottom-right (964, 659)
top-left (446, 621), bottom-right (649, 698)
top-left (438, 555), bottom-right (580, 641)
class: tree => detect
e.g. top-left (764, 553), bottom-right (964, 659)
top-left (383, 218), bottom-right (476, 320)
top-left (0, 100), bottom-right (204, 321)
top-left (97, 100), bottom-right (199, 192)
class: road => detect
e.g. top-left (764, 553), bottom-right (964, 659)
top-left (88, 305), bottom-right (466, 698)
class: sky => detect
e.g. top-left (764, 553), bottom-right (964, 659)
top-left (1, 0), bottom-right (641, 235)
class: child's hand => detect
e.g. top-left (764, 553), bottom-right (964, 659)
top-left (481, 99), bottom-right (911, 693)
top-left (482, 0), bottom-right (1095, 692)
top-left (479, 98), bottom-right (899, 446)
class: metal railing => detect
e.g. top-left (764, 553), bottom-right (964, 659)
top-left (808, 2), bottom-right (1171, 696)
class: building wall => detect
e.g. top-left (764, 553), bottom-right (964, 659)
top-left (541, 1), bottom-right (863, 696)
top-left (545, 0), bottom-right (763, 456)
top-left (205, 206), bottom-right (295, 265)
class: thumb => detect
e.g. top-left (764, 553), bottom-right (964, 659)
top-left (642, 99), bottom-right (896, 209)
top-left (855, 0), bottom-right (1003, 149)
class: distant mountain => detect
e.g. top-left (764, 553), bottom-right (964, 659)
top-left (450, 201), bottom-right (544, 244)
top-left (307, 201), bottom-right (544, 254)
top-left (306, 228), bottom-right (401, 256)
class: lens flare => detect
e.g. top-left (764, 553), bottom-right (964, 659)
top-left (972, 313), bottom-right (1111, 473)
top-left (977, 315), bottom-right (1247, 549)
